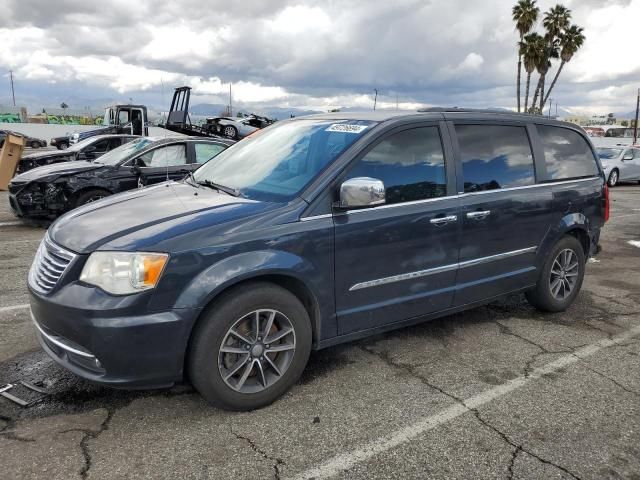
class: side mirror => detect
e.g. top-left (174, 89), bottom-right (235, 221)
top-left (337, 177), bottom-right (385, 209)
top-left (129, 158), bottom-right (143, 172)
top-left (623, 153), bottom-right (634, 161)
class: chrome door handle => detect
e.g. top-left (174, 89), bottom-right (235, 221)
top-left (466, 210), bottom-right (491, 220)
top-left (430, 215), bottom-right (457, 226)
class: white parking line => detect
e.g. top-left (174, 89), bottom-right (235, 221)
top-left (628, 240), bottom-right (640, 248)
top-left (0, 221), bottom-right (24, 227)
top-left (0, 303), bottom-right (29, 313)
top-left (294, 323), bottom-right (640, 480)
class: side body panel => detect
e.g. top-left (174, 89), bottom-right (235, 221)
top-left (447, 119), bottom-right (554, 305)
top-left (333, 196), bottom-right (460, 334)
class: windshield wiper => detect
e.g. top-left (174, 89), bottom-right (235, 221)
top-left (184, 170), bottom-right (199, 187)
top-left (197, 179), bottom-right (242, 197)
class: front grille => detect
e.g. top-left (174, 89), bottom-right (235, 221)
top-left (29, 234), bottom-right (76, 294)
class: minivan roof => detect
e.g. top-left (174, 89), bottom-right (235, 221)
top-left (301, 108), bottom-right (581, 130)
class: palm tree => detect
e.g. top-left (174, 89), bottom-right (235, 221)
top-left (537, 4), bottom-right (571, 111)
top-left (530, 59), bottom-right (550, 113)
top-left (520, 33), bottom-right (544, 112)
top-left (512, 0), bottom-right (540, 112)
top-left (542, 24), bottom-right (585, 107)
top-left (530, 37), bottom-right (558, 112)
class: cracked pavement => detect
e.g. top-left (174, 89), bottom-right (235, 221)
top-left (1, 187), bottom-right (640, 479)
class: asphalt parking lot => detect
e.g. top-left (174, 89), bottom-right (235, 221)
top-left (1, 187), bottom-right (639, 480)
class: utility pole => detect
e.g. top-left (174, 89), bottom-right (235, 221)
top-left (548, 99), bottom-right (553, 118)
top-left (634, 88), bottom-right (639, 145)
top-left (396, 93), bottom-right (398, 111)
top-left (9, 70), bottom-right (15, 107)
top-left (229, 83), bottom-right (233, 117)
top-left (373, 89), bottom-right (378, 111)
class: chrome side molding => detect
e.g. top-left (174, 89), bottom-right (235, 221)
top-left (349, 246), bottom-right (537, 291)
top-left (349, 263), bottom-right (458, 291)
top-left (300, 176), bottom-right (600, 221)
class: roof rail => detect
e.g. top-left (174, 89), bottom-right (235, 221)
top-left (416, 107), bottom-right (542, 116)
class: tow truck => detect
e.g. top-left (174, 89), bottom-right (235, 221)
top-left (70, 104), bottom-right (149, 144)
top-left (163, 86), bottom-right (274, 139)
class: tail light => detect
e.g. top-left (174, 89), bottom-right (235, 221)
top-left (604, 184), bottom-right (610, 222)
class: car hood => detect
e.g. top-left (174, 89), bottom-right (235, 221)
top-left (21, 150), bottom-right (71, 160)
top-left (11, 160), bottom-right (102, 183)
top-left (49, 181), bottom-right (276, 253)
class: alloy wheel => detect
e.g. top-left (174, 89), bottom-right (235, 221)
top-left (549, 248), bottom-right (579, 301)
top-left (609, 170), bottom-right (618, 186)
top-left (218, 309), bottom-right (296, 394)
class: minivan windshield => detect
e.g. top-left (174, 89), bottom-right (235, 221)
top-left (94, 137), bottom-right (155, 165)
top-left (192, 119), bottom-right (377, 201)
top-left (596, 147), bottom-right (623, 159)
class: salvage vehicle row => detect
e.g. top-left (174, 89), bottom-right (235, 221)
top-left (9, 136), bottom-right (232, 218)
top-left (17, 134), bottom-right (139, 173)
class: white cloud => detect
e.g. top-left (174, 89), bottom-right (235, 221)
top-left (0, 0), bottom-right (638, 116)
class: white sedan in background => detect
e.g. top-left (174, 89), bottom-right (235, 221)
top-left (203, 114), bottom-right (275, 140)
top-left (596, 145), bottom-right (640, 187)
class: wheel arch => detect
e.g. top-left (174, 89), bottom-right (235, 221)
top-left (539, 213), bottom-right (592, 264)
top-left (177, 250), bottom-right (325, 350)
top-left (196, 274), bottom-right (320, 341)
top-left (69, 185), bottom-right (114, 203)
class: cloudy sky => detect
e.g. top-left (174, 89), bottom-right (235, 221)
top-left (0, 0), bottom-right (638, 116)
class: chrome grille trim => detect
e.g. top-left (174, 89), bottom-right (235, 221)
top-left (29, 234), bottom-right (76, 295)
top-left (31, 310), bottom-right (95, 358)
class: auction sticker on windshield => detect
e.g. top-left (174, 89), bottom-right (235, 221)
top-left (325, 124), bottom-right (369, 134)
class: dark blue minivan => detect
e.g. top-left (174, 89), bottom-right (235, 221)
top-left (28, 110), bottom-right (608, 410)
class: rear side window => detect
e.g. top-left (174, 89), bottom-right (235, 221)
top-left (345, 126), bottom-right (446, 204)
top-left (195, 143), bottom-right (226, 163)
top-left (139, 144), bottom-right (187, 167)
top-left (91, 139), bottom-right (110, 153)
top-left (455, 125), bottom-right (535, 192)
top-left (537, 126), bottom-right (598, 180)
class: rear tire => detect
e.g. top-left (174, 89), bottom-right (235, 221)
top-left (74, 189), bottom-right (110, 207)
top-left (607, 169), bottom-right (619, 187)
top-left (30, 141), bottom-right (40, 148)
top-left (188, 282), bottom-right (312, 410)
top-left (58, 142), bottom-right (69, 150)
top-left (526, 235), bottom-right (585, 312)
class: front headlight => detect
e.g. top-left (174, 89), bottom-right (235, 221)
top-left (80, 252), bottom-right (169, 295)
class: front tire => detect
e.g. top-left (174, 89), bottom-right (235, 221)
top-left (188, 282), bottom-right (312, 410)
top-left (607, 169), bottom-right (619, 187)
top-left (58, 142), bottom-right (69, 150)
top-left (74, 189), bottom-right (110, 207)
top-left (30, 141), bottom-right (41, 148)
top-left (526, 235), bottom-right (585, 312)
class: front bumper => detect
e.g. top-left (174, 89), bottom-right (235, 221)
top-left (30, 287), bottom-right (201, 389)
top-left (8, 182), bottom-right (67, 218)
